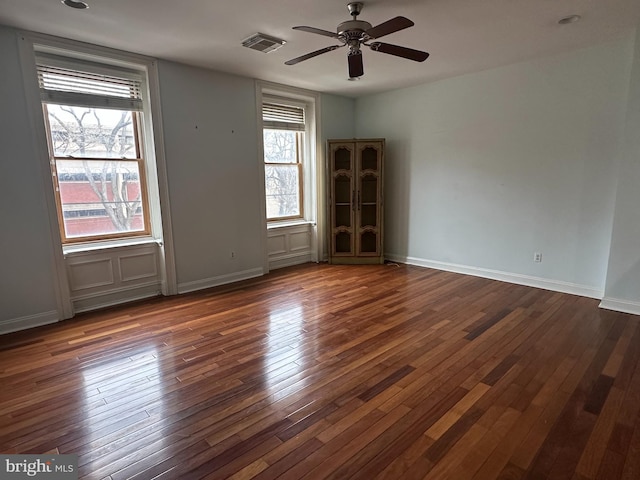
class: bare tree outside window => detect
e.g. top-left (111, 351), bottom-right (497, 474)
top-left (263, 129), bottom-right (302, 219)
top-left (46, 105), bottom-right (147, 238)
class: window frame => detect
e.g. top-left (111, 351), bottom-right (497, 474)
top-left (18, 31), bottom-right (178, 314)
top-left (262, 98), bottom-right (309, 223)
top-left (37, 57), bottom-right (153, 244)
top-left (263, 128), bottom-right (305, 221)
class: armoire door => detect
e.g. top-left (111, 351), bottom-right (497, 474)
top-left (329, 142), bottom-right (355, 258)
top-left (356, 141), bottom-right (383, 257)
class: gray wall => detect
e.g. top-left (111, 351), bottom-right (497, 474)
top-left (604, 26), bottom-right (640, 310)
top-left (157, 61), bottom-right (264, 289)
top-left (355, 35), bottom-right (635, 298)
top-left (0, 26), bottom-right (59, 325)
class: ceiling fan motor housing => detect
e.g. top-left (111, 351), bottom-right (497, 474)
top-left (337, 20), bottom-right (372, 40)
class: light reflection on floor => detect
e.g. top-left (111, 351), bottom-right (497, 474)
top-left (263, 304), bottom-right (306, 395)
top-left (80, 346), bottom-right (165, 473)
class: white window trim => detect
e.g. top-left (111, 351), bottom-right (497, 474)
top-left (62, 237), bottom-right (162, 256)
top-left (17, 31), bottom-right (177, 320)
top-left (260, 124), bottom-right (310, 220)
top-left (266, 219), bottom-right (316, 230)
top-left (256, 81), bottom-right (324, 272)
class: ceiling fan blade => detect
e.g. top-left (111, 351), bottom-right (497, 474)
top-left (348, 51), bottom-right (364, 78)
top-left (365, 16), bottom-right (414, 39)
top-left (285, 45), bottom-right (343, 65)
top-left (369, 42), bottom-right (429, 62)
top-left (292, 26), bottom-right (341, 39)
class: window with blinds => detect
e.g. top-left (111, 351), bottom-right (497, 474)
top-left (262, 101), bottom-right (306, 220)
top-left (37, 53), bottom-right (151, 243)
top-left (36, 54), bottom-right (143, 111)
top-left (262, 103), bottom-right (305, 131)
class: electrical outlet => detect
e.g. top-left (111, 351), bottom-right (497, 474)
top-left (534, 252), bottom-right (542, 263)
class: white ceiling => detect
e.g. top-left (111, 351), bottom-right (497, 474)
top-left (1, 0), bottom-right (639, 97)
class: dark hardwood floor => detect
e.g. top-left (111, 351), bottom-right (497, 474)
top-left (1, 263), bottom-right (639, 479)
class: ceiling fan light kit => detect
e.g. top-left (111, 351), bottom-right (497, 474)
top-left (285, 2), bottom-right (429, 79)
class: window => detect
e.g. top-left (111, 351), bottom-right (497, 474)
top-left (37, 53), bottom-right (151, 243)
top-left (262, 102), bottom-right (305, 220)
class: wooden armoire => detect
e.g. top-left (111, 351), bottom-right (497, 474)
top-left (327, 139), bottom-right (384, 264)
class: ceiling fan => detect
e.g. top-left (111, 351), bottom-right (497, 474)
top-left (285, 2), bottom-right (429, 79)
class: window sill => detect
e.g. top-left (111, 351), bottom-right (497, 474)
top-left (63, 237), bottom-right (161, 257)
top-left (267, 219), bottom-right (315, 230)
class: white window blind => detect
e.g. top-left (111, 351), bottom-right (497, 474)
top-left (36, 55), bottom-right (143, 111)
top-left (262, 102), bottom-right (305, 131)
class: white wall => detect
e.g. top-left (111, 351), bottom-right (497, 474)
top-left (321, 93), bottom-right (356, 141)
top-left (603, 27), bottom-right (640, 314)
top-left (157, 61), bottom-right (265, 292)
top-left (355, 36), bottom-right (634, 297)
top-left (0, 26), bottom-right (60, 331)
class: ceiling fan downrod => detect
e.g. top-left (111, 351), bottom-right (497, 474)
top-left (338, 2), bottom-right (372, 38)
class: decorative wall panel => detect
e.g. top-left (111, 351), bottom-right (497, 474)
top-left (65, 243), bottom-right (161, 313)
top-left (267, 224), bottom-right (313, 270)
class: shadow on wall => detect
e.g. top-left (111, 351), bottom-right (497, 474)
top-left (385, 139), bottom-right (411, 258)
top-left (604, 258), bottom-right (640, 303)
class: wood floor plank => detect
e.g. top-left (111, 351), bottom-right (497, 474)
top-left (575, 386), bottom-right (625, 479)
top-left (0, 263), bottom-right (638, 479)
top-left (422, 422), bottom-right (489, 479)
top-left (448, 417), bottom-right (510, 478)
top-left (425, 382), bottom-right (490, 440)
top-left (372, 433), bottom-right (435, 479)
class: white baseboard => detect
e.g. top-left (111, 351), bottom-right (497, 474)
top-left (268, 252), bottom-right (312, 270)
top-left (71, 282), bottom-right (162, 313)
top-left (386, 254), bottom-right (604, 300)
top-left (177, 267), bottom-right (264, 294)
top-left (599, 297), bottom-right (640, 316)
top-left (0, 310), bottom-right (59, 335)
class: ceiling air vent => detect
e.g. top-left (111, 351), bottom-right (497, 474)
top-left (242, 33), bottom-right (286, 53)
